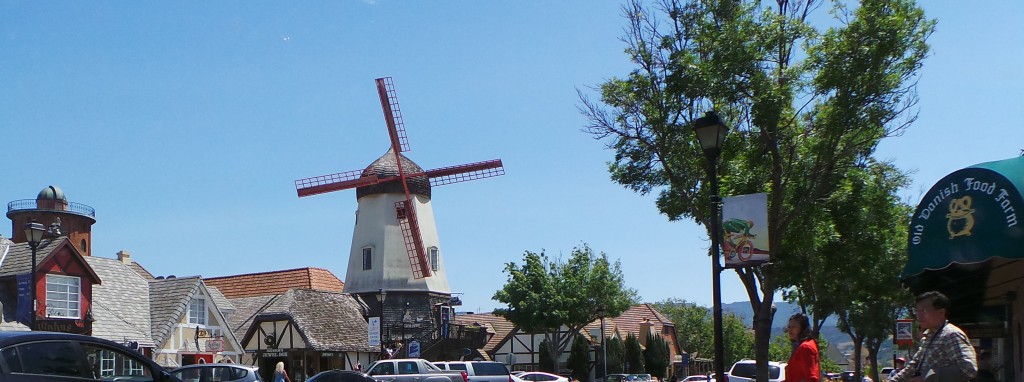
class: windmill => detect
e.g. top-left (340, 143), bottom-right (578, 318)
top-left (295, 77), bottom-right (504, 295)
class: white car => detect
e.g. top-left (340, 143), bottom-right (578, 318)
top-left (728, 360), bottom-right (787, 382)
top-left (514, 372), bottom-right (569, 382)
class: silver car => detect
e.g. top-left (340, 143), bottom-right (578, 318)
top-left (171, 363), bottom-right (263, 382)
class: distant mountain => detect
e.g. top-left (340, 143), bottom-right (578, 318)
top-left (721, 301), bottom-right (896, 367)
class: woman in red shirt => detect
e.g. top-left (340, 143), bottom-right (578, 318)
top-left (785, 313), bottom-right (820, 382)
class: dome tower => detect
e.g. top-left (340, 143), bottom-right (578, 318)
top-left (6, 185), bottom-right (96, 256)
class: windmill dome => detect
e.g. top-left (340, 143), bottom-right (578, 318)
top-left (356, 148), bottom-right (431, 199)
top-left (37, 185), bottom-right (67, 201)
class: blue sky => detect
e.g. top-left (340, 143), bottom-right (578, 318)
top-left (1, 1), bottom-right (1021, 314)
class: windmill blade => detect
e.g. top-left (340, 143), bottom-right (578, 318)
top-left (376, 77), bottom-right (410, 153)
top-left (395, 199), bottom-right (432, 279)
top-left (425, 159), bottom-right (505, 187)
top-left (295, 169), bottom-right (383, 197)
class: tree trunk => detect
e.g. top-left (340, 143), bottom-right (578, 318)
top-left (852, 337), bottom-right (864, 382)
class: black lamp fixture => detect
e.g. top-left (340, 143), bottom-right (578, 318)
top-left (691, 110), bottom-right (729, 382)
top-left (693, 111), bottom-right (729, 159)
top-left (24, 220), bottom-right (45, 330)
top-left (377, 288), bottom-right (387, 358)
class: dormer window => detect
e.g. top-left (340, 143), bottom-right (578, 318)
top-left (189, 298), bottom-right (207, 325)
top-left (45, 275), bottom-right (81, 319)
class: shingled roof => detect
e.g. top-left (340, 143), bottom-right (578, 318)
top-left (204, 267), bottom-right (344, 299)
top-left (85, 256), bottom-right (156, 348)
top-left (240, 288), bottom-right (376, 352)
top-left (225, 294), bottom-right (278, 342)
top-left (453, 312), bottom-right (517, 352)
top-left (149, 276), bottom-right (202, 348)
top-left (0, 238), bottom-right (100, 283)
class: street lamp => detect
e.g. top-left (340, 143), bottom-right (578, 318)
top-left (377, 289), bottom-right (388, 358)
top-left (692, 111), bottom-right (729, 382)
top-left (597, 306), bottom-right (607, 381)
top-left (24, 220), bottom-right (45, 330)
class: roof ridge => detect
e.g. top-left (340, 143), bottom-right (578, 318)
top-left (205, 267), bottom-right (322, 280)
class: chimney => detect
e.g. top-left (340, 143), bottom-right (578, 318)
top-left (117, 250), bottom-right (132, 264)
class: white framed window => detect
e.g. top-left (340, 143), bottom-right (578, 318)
top-left (45, 275), bottom-right (81, 319)
top-left (189, 298), bottom-right (207, 325)
top-left (362, 247), bottom-right (373, 270)
top-left (429, 247), bottom-right (439, 272)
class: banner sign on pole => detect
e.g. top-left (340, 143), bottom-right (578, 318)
top-left (722, 193), bottom-right (770, 267)
top-left (369, 317), bottom-right (381, 347)
top-left (895, 319), bottom-right (914, 346)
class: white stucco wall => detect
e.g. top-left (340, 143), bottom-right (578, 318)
top-left (343, 193), bottom-right (450, 294)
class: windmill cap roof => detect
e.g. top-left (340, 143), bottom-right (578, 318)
top-left (355, 148), bottom-right (431, 199)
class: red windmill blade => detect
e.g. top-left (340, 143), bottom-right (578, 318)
top-left (294, 77), bottom-right (505, 279)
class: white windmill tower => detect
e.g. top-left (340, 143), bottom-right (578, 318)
top-left (294, 77), bottom-right (504, 355)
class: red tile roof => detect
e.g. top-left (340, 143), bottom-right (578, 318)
top-left (203, 267), bottom-right (344, 299)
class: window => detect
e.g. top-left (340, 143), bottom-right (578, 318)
top-left (45, 275), bottom-right (81, 318)
top-left (429, 247), bottom-right (439, 272)
top-left (362, 247), bottom-right (373, 270)
top-left (189, 298), bottom-right (207, 325)
top-left (370, 362), bottom-right (395, 375)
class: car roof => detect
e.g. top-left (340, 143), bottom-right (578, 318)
top-left (0, 331), bottom-right (129, 348)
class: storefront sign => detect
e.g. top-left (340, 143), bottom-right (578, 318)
top-left (35, 318), bottom-right (92, 335)
top-left (262, 350), bottom-right (288, 358)
top-left (904, 162), bottom-right (1024, 277)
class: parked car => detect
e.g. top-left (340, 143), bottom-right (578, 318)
top-left (681, 376), bottom-right (709, 382)
top-left (308, 370), bottom-right (377, 382)
top-left (601, 374), bottom-right (631, 382)
top-left (513, 371), bottom-right (568, 382)
top-left (433, 361), bottom-right (513, 382)
top-left (727, 360), bottom-right (786, 382)
top-left (0, 330), bottom-right (181, 381)
top-left (171, 363), bottom-right (262, 382)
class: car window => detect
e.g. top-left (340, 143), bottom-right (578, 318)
top-left (448, 364), bottom-right (468, 371)
top-left (535, 374), bottom-right (557, 381)
top-left (2, 340), bottom-right (90, 378)
top-left (424, 362), bottom-right (444, 372)
top-left (731, 364), bottom-right (756, 379)
top-left (472, 363), bottom-right (509, 376)
top-left (398, 361), bottom-right (419, 375)
top-left (81, 342), bottom-right (155, 381)
top-left (370, 362), bottom-right (395, 375)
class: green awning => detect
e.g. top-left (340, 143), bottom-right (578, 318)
top-left (902, 156), bottom-right (1024, 279)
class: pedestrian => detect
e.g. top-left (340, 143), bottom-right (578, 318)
top-left (887, 357), bottom-right (906, 381)
top-left (783, 312), bottom-right (819, 382)
top-left (890, 291), bottom-right (977, 382)
top-left (355, 361), bottom-right (363, 372)
top-left (274, 361), bottom-right (293, 382)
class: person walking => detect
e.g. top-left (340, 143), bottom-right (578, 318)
top-left (890, 291), bottom-right (977, 382)
top-left (783, 313), bottom-right (819, 382)
top-left (274, 361), bottom-right (293, 382)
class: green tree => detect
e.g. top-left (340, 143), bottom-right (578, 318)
top-left (652, 299), bottom-right (754, 367)
top-left (607, 337), bottom-right (626, 374)
top-left (494, 245), bottom-right (638, 373)
top-left (567, 334), bottom-right (592, 382)
top-left (580, 1), bottom-right (934, 379)
top-left (625, 333), bottom-right (646, 373)
top-left (539, 338), bottom-right (555, 373)
top-left (644, 333), bottom-right (670, 378)
top-left (826, 161), bottom-right (914, 382)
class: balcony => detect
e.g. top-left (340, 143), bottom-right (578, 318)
top-left (7, 199), bottom-right (96, 219)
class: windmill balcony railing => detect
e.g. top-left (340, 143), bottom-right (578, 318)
top-left (7, 199), bottom-right (96, 218)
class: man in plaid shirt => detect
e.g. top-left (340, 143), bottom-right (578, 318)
top-left (891, 291), bottom-right (977, 382)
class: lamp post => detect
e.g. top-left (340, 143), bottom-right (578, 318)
top-left (597, 307), bottom-right (607, 381)
top-left (377, 289), bottom-right (388, 358)
top-left (692, 111), bottom-right (729, 382)
top-left (24, 220), bottom-right (45, 330)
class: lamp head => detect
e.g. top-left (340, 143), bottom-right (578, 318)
top-left (24, 221), bottom-right (45, 246)
top-left (692, 111), bottom-right (729, 159)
